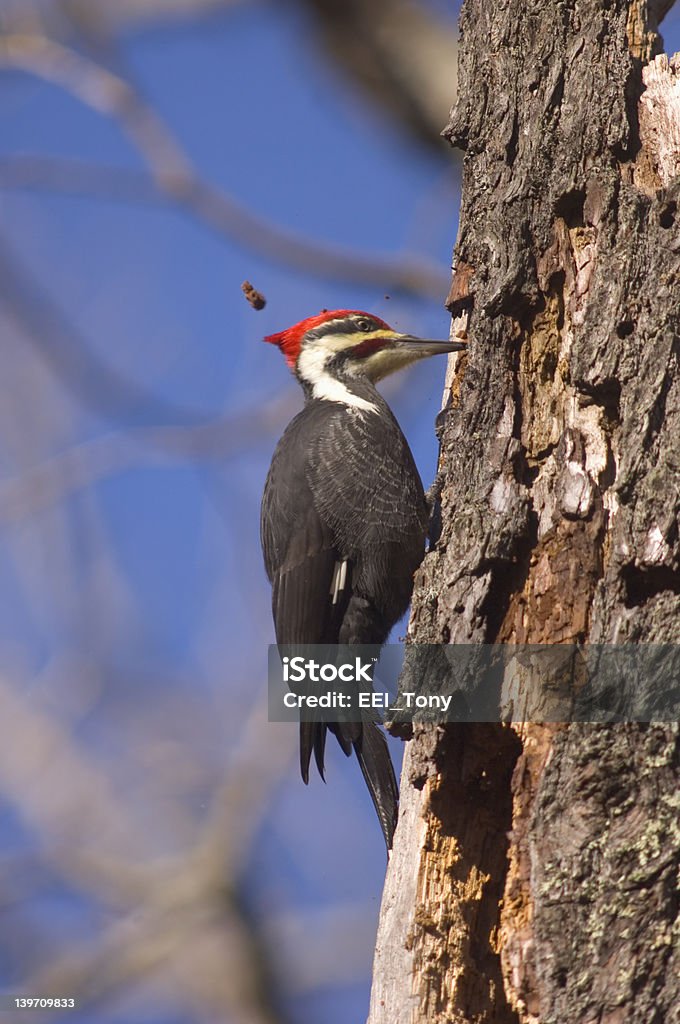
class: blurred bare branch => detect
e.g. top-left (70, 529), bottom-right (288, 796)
top-left (299, 0), bottom-right (458, 147)
top-left (0, 677), bottom-right (147, 893)
top-left (0, 156), bottom-right (450, 299)
top-left (0, 0), bottom-right (248, 37)
top-left (0, 33), bottom-right (450, 300)
top-left (26, 895), bottom-right (285, 1024)
top-left (2, 0), bottom-right (457, 148)
top-left (0, 395), bottom-right (298, 524)
top-left (0, 672), bottom-right (299, 1021)
top-left (0, 32), bottom-right (190, 185)
top-left (61, 0), bottom-right (249, 32)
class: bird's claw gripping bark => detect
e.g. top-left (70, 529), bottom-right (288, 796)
top-left (425, 469), bottom-right (446, 514)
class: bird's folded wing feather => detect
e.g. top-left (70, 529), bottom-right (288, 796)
top-left (305, 410), bottom-right (428, 550)
top-left (261, 449), bottom-right (351, 644)
top-left (262, 464), bottom-right (354, 784)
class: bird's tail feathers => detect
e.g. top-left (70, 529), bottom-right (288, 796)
top-left (353, 721), bottom-right (399, 851)
top-left (300, 717), bottom-right (321, 784)
top-left (300, 716), bottom-right (354, 784)
top-left (301, 717), bottom-right (399, 851)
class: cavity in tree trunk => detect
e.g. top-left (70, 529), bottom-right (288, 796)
top-left (369, 1), bottom-right (680, 1022)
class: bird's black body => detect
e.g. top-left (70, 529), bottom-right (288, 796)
top-left (261, 386), bottom-right (429, 848)
top-left (262, 385), bottom-right (428, 644)
top-left (260, 308), bottom-right (464, 850)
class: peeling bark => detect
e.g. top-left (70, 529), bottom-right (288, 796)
top-left (369, 2), bottom-right (680, 1022)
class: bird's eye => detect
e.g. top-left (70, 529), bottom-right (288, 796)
top-left (356, 318), bottom-right (372, 332)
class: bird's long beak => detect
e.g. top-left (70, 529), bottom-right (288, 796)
top-left (392, 333), bottom-right (466, 355)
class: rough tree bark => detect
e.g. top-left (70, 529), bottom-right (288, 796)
top-left (369, 2), bottom-right (679, 1023)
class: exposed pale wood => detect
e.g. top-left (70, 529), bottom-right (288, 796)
top-left (370, 727), bottom-right (520, 1024)
top-left (639, 53), bottom-right (680, 187)
top-left (368, 742), bottom-right (427, 1024)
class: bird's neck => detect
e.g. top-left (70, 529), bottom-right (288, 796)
top-left (297, 350), bottom-right (382, 414)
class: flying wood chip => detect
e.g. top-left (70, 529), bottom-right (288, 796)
top-left (241, 281), bottom-right (266, 310)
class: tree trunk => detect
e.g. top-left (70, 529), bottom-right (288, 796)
top-left (369, 2), bottom-right (680, 1022)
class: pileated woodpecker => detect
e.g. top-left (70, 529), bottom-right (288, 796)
top-left (261, 310), bottom-right (464, 848)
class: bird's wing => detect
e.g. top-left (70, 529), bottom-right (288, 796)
top-left (261, 406), bottom-right (358, 644)
top-left (261, 419), bottom-right (357, 781)
top-left (262, 491), bottom-right (356, 781)
top-left (270, 505), bottom-right (351, 646)
top-left (261, 436), bottom-right (350, 643)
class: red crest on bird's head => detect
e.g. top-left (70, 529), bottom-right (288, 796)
top-left (264, 309), bottom-right (391, 368)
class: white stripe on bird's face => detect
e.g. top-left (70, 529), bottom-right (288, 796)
top-left (296, 344), bottom-right (379, 412)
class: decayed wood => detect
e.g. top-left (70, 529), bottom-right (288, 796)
top-left (369, 1), bottom-right (680, 1021)
top-left (370, 728), bottom-right (521, 1024)
top-left (639, 53), bottom-right (680, 186)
